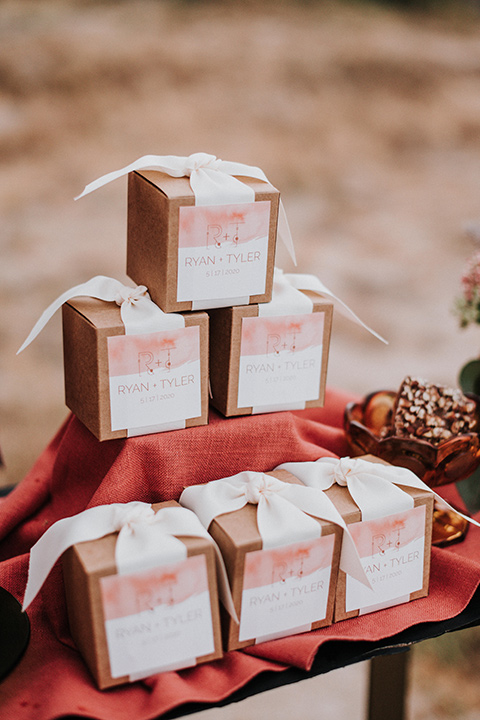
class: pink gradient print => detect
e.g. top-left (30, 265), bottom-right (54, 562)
top-left (178, 201), bottom-right (271, 249)
top-left (243, 535), bottom-right (335, 591)
top-left (100, 554), bottom-right (209, 621)
top-left (107, 326), bottom-right (199, 378)
top-left (240, 313), bottom-right (324, 357)
top-left (349, 505), bottom-right (426, 559)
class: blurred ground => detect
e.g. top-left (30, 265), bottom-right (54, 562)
top-left (1, 0), bottom-right (480, 717)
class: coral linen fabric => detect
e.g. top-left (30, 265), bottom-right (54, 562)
top-left (0, 387), bottom-right (479, 720)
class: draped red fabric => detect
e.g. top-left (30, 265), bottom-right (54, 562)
top-left (1, 387), bottom-right (479, 720)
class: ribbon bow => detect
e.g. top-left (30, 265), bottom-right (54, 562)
top-left (277, 456), bottom-right (480, 527)
top-left (17, 275), bottom-right (184, 355)
top-left (75, 152), bottom-right (296, 265)
top-left (114, 284), bottom-right (148, 307)
top-left (180, 470), bottom-right (370, 588)
top-left (22, 501), bottom-right (237, 621)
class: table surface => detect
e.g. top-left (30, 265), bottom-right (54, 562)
top-left (1, 394), bottom-right (479, 720)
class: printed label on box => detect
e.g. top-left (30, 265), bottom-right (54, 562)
top-left (345, 505), bottom-right (426, 613)
top-left (107, 326), bottom-right (201, 431)
top-left (237, 313), bottom-right (325, 408)
top-left (238, 535), bottom-right (335, 642)
top-left (176, 201), bottom-right (271, 302)
top-left (100, 554), bottom-right (214, 678)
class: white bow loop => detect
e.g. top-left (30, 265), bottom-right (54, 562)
top-left (75, 153), bottom-right (296, 264)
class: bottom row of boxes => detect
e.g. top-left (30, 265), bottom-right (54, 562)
top-left (23, 456), bottom-right (434, 689)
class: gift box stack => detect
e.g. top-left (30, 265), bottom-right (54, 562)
top-left (20, 153), bottom-right (440, 690)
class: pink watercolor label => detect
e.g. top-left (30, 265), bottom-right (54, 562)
top-left (240, 313), bottom-right (323, 356)
top-left (107, 326), bottom-right (201, 431)
top-left (177, 201), bottom-right (270, 303)
top-left (100, 554), bottom-right (215, 678)
top-left (101, 554), bottom-right (208, 620)
top-left (237, 313), bottom-right (325, 408)
top-left (345, 505), bottom-right (427, 613)
top-left (178, 201), bottom-right (270, 250)
top-left (239, 535), bottom-right (335, 642)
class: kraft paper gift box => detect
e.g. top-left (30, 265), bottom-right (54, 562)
top-left (208, 274), bottom-right (333, 417)
top-left (63, 297), bottom-right (209, 441)
top-left (127, 170), bottom-right (280, 313)
top-left (23, 501), bottom-right (224, 690)
top-left (276, 456), bottom-right (434, 622)
top-left (179, 469), bottom-right (364, 652)
top-left (18, 276), bottom-right (209, 442)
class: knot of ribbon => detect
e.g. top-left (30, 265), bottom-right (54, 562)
top-left (183, 152), bottom-right (222, 176)
top-left (75, 153), bottom-right (296, 265)
top-left (114, 284), bottom-right (148, 308)
top-left (331, 457), bottom-right (352, 487)
top-left (180, 470), bottom-right (370, 588)
top-left (17, 275), bottom-right (184, 355)
top-left (110, 501), bottom-right (155, 532)
top-left (22, 501), bottom-right (237, 622)
top-left (276, 456), bottom-right (480, 528)
top-left (242, 473), bottom-right (283, 504)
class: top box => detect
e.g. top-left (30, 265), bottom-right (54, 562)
top-left (127, 170), bottom-right (280, 313)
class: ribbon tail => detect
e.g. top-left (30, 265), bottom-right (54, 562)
top-left (277, 201), bottom-right (297, 266)
top-left (17, 276), bottom-right (125, 354)
top-left (433, 494), bottom-right (480, 529)
top-left (22, 504), bottom-right (123, 611)
top-left (284, 274), bottom-right (387, 344)
top-left (74, 154), bottom-right (189, 200)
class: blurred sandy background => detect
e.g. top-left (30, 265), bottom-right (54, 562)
top-left (1, 0), bottom-right (480, 716)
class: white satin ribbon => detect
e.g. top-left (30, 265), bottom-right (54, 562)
top-left (257, 268), bottom-right (314, 318)
top-left (17, 275), bottom-right (184, 355)
top-left (277, 456), bottom-right (480, 527)
top-left (22, 502), bottom-right (237, 621)
top-left (180, 470), bottom-right (370, 588)
top-left (281, 271), bottom-right (388, 344)
top-left (74, 152), bottom-right (296, 265)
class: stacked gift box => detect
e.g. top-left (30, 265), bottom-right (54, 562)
top-left (20, 153), bottom-right (443, 689)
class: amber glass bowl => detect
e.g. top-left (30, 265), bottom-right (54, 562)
top-left (344, 390), bottom-right (480, 489)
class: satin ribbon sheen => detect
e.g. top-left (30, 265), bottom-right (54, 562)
top-left (74, 152), bottom-right (296, 265)
top-left (277, 456), bottom-right (480, 527)
top-left (281, 271), bottom-right (388, 344)
top-left (22, 502), bottom-right (237, 621)
top-left (17, 275), bottom-right (184, 355)
top-left (180, 471), bottom-right (370, 588)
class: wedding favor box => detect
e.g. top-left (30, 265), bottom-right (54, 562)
top-left (278, 456), bottom-right (434, 622)
top-left (208, 284), bottom-right (333, 417)
top-left (63, 297), bottom-right (209, 441)
top-left (180, 469), bottom-right (345, 651)
top-left (62, 502), bottom-right (223, 689)
top-left (127, 170), bottom-right (280, 313)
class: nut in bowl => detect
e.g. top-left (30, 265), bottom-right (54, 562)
top-left (344, 380), bottom-right (480, 489)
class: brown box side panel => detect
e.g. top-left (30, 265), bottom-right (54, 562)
top-left (305, 296), bottom-right (334, 410)
top-left (127, 172), bottom-right (194, 313)
top-left (208, 305), bottom-right (258, 417)
top-left (62, 301), bottom-right (126, 442)
top-left (63, 538), bottom-right (123, 690)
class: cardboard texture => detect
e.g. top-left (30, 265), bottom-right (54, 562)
top-left (207, 469), bottom-right (342, 652)
top-left (62, 296), bottom-right (209, 441)
top-left (208, 290), bottom-right (334, 417)
top-left (62, 501), bottom-right (223, 690)
top-left (127, 170), bottom-right (280, 313)
top-left (323, 456), bottom-right (434, 622)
